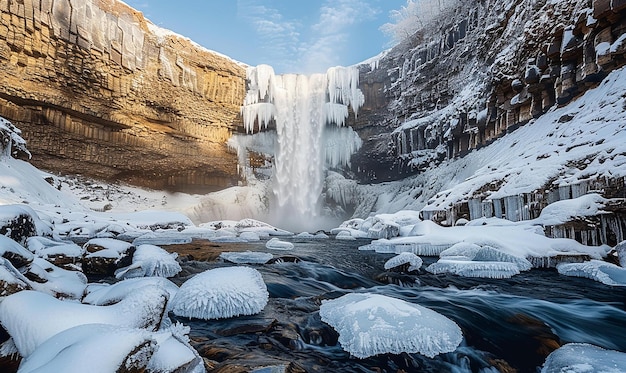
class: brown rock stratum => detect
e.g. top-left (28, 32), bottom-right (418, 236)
top-left (0, 0), bottom-right (246, 193)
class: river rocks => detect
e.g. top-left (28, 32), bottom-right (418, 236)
top-left (0, 0), bottom-right (245, 193)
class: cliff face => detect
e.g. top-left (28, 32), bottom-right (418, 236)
top-left (0, 0), bottom-right (246, 192)
top-left (352, 0), bottom-right (626, 184)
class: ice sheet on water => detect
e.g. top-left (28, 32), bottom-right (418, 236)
top-left (265, 238), bottom-right (294, 250)
top-left (115, 244), bottom-right (181, 279)
top-left (170, 266), bottom-right (268, 320)
top-left (0, 286), bottom-right (168, 356)
top-left (219, 251), bottom-right (273, 264)
top-left (132, 230), bottom-right (193, 246)
top-left (384, 252), bottom-right (423, 271)
top-left (335, 231), bottom-right (357, 240)
top-left (541, 343), bottom-right (626, 373)
top-left (557, 260), bottom-right (626, 286)
top-left (319, 293), bottom-right (462, 359)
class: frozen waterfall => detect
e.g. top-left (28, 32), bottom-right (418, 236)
top-left (240, 64), bottom-right (364, 231)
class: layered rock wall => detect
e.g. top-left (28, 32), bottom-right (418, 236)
top-left (0, 0), bottom-right (246, 192)
top-left (353, 0), bottom-right (626, 183)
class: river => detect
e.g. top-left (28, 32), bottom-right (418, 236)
top-left (169, 237), bottom-right (626, 373)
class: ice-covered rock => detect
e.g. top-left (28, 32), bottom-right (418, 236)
top-left (557, 260), bottom-right (626, 286)
top-left (384, 252), bottom-right (423, 272)
top-left (319, 293), bottom-right (462, 358)
top-left (26, 236), bottom-right (84, 268)
top-left (0, 286), bottom-right (169, 356)
top-left (83, 238), bottom-right (133, 257)
top-left (17, 324), bottom-right (155, 373)
top-left (132, 230), bottom-right (193, 246)
top-left (0, 234), bottom-right (34, 269)
top-left (114, 244), bottom-right (181, 279)
top-left (335, 231), bottom-right (357, 240)
top-left (541, 343), bottom-right (626, 373)
top-left (0, 205), bottom-right (46, 244)
top-left (82, 238), bottom-right (134, 277)
top-left (83, 277), bottom-right (179, 310)
top-left (239, 231), bottom-right (261, 241)
top-left (170, 266), bottom-right (268, 320)
top-left (265, 238), bottom-right (294, 250)
top-left (615, 240), bottom-right (626, 268)
top-left (219, 251), bottom-right (273, 264)
top-left (0, 257), bottom-right (29, 296)
top-left (148, 323), bottom-right (205, 373)
top-left (24, 257), bottom-right (87, 299)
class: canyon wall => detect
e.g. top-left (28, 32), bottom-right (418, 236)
top-left (0, 0), bottom-right (246, 192)
top-left (353, 0), bottom-right (626, 183)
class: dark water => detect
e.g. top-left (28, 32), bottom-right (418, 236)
top-left (171, 238), bottom-right (626, 373)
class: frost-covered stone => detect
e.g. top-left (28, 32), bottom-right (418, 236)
top-left (427, 259), bottom-right (523, 279)
top-left (114, 244), bottom-right (181, 279)
top-left (615, 240), bottom-right (626, 268)
top-left (557, 260), bottom-right (626, 286)
top-left (384, 252), bottom-right (423, 272)
top-left (17, 324), bottom-right (155, 373)
top-left (541, 343), bottom-right (626, 373)
top-left (0, 205), bottom-right (42, 245)
top-left (82, 238), bottom-right (134, 277)
top-left (265, 238), bottom-right (294, 250)
top-left (320, 293), bottom-right (462, 358)
top-left (26, 236), bottom-right (84, 268)
top-left (0, 286), bottom-right (169, 356)
top-left (0, 235), bottom-right (34, 269)
top-left (170, 266), bottom-right (268, 320)
top-left (24, 258), bottom-right (87, 299)
top-left (83, 277), bottom-right (179, 310)
top-left (0, 258), bottom-right (29, 296)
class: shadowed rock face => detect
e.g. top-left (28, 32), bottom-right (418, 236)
top-left (0, 0), bottom-right (246, 193)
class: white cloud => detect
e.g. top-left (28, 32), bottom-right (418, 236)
top-left (238, 0), bottom-right (381, 74)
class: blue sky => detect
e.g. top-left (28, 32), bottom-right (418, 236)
top-left (122, 0), bottom-right (405, 74)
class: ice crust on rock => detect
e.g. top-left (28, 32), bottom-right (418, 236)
top-left (265, 238), bottom-right (294, 250)
top-left (0, 287), bottom-right (168, 357)
top-left (26, 257), bottom-right (87, 299)
top-left (170, 266), bottom-right (268, 320)
top-left (115, 244), bottom-right (182, 279)
top-left (557, 260), bottom-right (626, 286)
top-left (83, 277), bottom-right (179, 310)
top-left (541, 343), bottom-right (626, 373)
top-left (319, 293), bottom-right (462, 359)
top-left (384, 252), bottom-right (423, 272)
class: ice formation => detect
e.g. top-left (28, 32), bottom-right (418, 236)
top-left (219, 251), bottom-right (273, 264)
top-left (114, 244), bottom-right (182, 279)
top-left (170, 266), bottom-right (268, 320)
top-left (556, 260), bottom-right (626, 286)
top-left (83, 277), bottom-right (179, 310)
top-left (241, 64), bottom-right (365, 230)
top-left (265, 237), bottom-right (295, 250)
top-left (541, 343), bottom-right (626, 373)
top-left (0, 287), bottom-right (168, 356)
top-left (26, 258), bottom-right (87, 299)
top-left (319, 293), bottom-right (463, 358)
top-left (384, 252), bottom-right (423, 272)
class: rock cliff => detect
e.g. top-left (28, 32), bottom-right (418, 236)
top-left (0, 0), bottom-right (246, 192)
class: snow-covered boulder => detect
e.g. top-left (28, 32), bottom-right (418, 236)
top-left (26, 236), bottom-right (84, 269)
top-left (0, 116), bottom-right (30, 158)
top-left (335, 231), bottom-right (356, 240)
top-left (319, 293), bottom-right (463, 359)
top-left (24, 258), bottom-right (87, 299)
top-left (366, 220), bottom-right (400, 239)
top-left (265, 238), bottom-right (294, 250)
top-left (114, 244), bottom-right (181, 279)
top-left (384, 252), bottom-right (423, 272)
top-left (557, 260), bottom-right (626, 286)
top-left (0, 205), bottom-right (43, 245)
top-left (83, 277), bottom-right (179, 310)
top-left (0, 257), bottom-right (30, 296)
top-left (0, 234), bottom-right (34, 269)
top-left (541, 343), bottom-right (626, 373)
top-left (17, 324), bottom-right (156, 373)
top-left (0, 286), bottom-right (169, 356)
top-left (81, 238), bottom-right (133, 277)
top-left (170, 266), bottom-right (268, 320)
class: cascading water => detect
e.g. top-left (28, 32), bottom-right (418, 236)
top-left (240, 64), bottom-right (364, 231)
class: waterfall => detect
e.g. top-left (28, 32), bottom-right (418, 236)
top-left (240, 64), bottom-right (364, 231)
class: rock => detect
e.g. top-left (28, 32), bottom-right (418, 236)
top-left (0, 0), bottom-right (245, 193)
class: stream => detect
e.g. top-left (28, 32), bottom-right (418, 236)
top-left (169, 237), bottom-right (626, 373)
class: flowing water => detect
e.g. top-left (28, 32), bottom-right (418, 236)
top-left (171, 238), bottom-right (626, 372)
